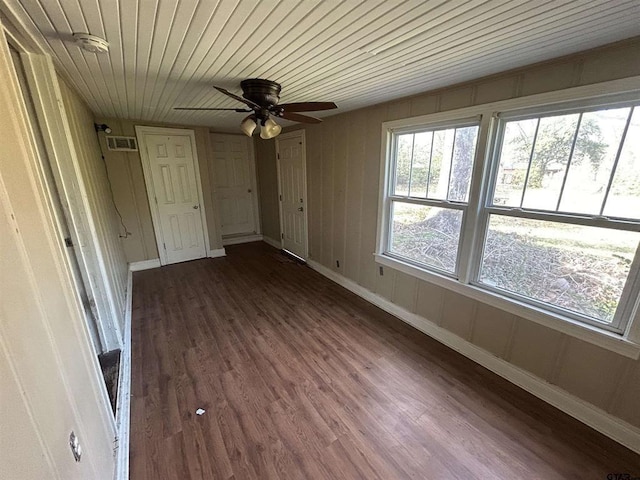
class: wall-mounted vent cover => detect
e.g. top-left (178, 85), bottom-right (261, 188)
top-left (106, 136), bottom-right (138, 151)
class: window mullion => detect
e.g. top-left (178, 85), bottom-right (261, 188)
top-left (425, 131), bottom-right (435, 198)
top-left (519, 118), bottom-right (540, 207)
top-left (407, 133), bottom-right (416, 196)
top-left (445, 129), bottom-right (457, 200)
top-left (599, 106), bottom-right (634, 215)
top-left (555, 113), bottom-right (583, 211)
top-left (458, 115), bottom-right (492, 284)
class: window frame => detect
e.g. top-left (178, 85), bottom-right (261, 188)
top-left (472, 100), bottom-right (640, 334)
top-left (383, 116), bottom-right (481, 278)
top-left (376, 78), bottom-right (640, 359)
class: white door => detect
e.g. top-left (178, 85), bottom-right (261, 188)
top-left (140, 131), bottom-right (207, 264)
top-left (210, 133), bottom-right (258, 237)
top-left (276, 131), bottom-right (308, 260)
top-left (18, 49), bottom-right (121, 351)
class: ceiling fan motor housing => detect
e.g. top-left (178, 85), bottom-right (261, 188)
top-left (240, 79), bottom-right (281, 107)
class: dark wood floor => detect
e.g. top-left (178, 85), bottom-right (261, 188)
top-left (130, 242), bottom-right (640, 479)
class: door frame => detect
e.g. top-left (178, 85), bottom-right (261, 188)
top-left (136, 125), bottom-right (211, 266)
top-left (275, 129), bottom-right (309, 260)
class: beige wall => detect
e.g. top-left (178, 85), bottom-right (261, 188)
top-left (96, 118), bottom-right (224, 263)
top-left (0, 26), bottom-right (117, 480)
top-left (257, 37), bottom-right (640, 428)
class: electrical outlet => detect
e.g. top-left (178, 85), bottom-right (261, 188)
top-left (69, 431), bottom-right (82, 462)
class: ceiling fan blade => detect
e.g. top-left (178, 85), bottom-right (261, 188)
top-left (213, 86), bottom-right (261, 109)
top-left (279, 111), bottom-right (323, 124)
top-left (174, 107), bottom-right (251, 111)
top-left (278, 101), bottom-right (337, 112)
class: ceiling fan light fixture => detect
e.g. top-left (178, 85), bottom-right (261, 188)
top-left (260, 117), bottom-right (282, 139)
top-left (240, 115), bottom-right (257, 136)
top-left (177, 79), bottom-right (337, 137)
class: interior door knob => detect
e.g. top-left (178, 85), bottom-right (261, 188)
top-left (298, 207), bottom-right (304, 212)
top-left (193, 205), bottom-right (199, 209)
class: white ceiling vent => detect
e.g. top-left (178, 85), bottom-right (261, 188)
top-left (106, 136), bottom-right (138, 152)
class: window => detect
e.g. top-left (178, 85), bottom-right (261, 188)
top-left (479, 104), bottom-right (640, 331)
top-left (378, 92), bottom-right (640, 342)
top-left (386, 120), bottom-right (480, 274)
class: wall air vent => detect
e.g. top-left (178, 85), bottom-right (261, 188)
top-left (106, 136), bottom-right (138, 151)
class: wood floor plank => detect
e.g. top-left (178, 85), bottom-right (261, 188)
top-left (130, 242), bottom-right (640, 479)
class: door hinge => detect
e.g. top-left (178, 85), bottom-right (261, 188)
top-left (277, 153), bottom-right (280, 159)
top-left (64, 237), bottom-right (74, 248)
top-left (155, 197), bottom-right (158, 204)
top-left (163, 242), bottom-right (166, 250)
top-left (279, 194), bottom-right (282, 201)
top-left (281, 233), bottom-right (284, 239)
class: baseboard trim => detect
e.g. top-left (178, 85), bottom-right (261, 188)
top-left (262, 236), bottom-right (281, 249)
top-left (307, 259), bottom-right (640, 455)
top-left (207, 248), bottom-right (226, 258)
top-left (222, 234), bottom-right (263, 246)
top-left (114, 270), bottom-right (133, 480)
top-left (128, 258), bottom-right (160, 271)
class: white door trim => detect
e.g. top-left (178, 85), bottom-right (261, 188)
top-left (135, 126), bottom-right (211, 266)
top-left (275, 130), bottom-right (309, 259)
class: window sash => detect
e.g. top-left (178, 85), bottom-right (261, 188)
top-left (387, 120), bottom-right (480, 277)
top-left (385, 198), bottom-right (467, 278)
top-left (389, 122), bottom-right (480, 203)
top-left (472, 274), bottom-right (629, 333)
top-left (471, 211), bottom-right (639, 331)
top-left (474, 104), bottom-right (640, 333)
top-left (487, 104), bottom-right (638, 220)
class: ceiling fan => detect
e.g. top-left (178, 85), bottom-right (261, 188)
top-left (175, 79), bottom-right (338, 139)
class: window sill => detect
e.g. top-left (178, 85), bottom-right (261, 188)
top-left (374, 253), bottom-right (640, 359)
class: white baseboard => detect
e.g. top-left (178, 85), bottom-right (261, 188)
top-left (307, 259), bottom-right (640, 455)
top-left (222, 234), bottom-right (263, 246)
top-left (207, 248), bottom-right (226, 258)
top-left (262, 236), bottom-right (281, 249)
top-left (114, 270), bottom-right (133, 480)
top-left (128, 258), bottom-right (160, 271)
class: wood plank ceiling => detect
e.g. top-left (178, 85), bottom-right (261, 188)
top-left (5, 0), bottom-right (640, 130)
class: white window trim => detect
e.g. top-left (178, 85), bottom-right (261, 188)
top-left (376, 76), bottom-right (640, 359)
